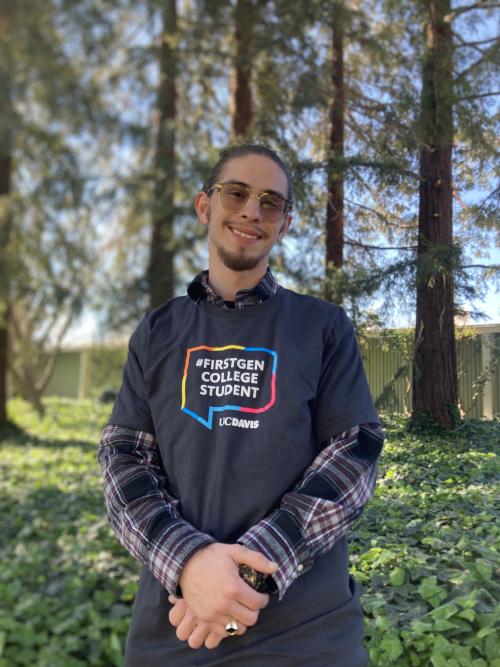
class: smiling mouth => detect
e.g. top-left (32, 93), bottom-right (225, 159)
top-left (228, 225), bottom-right (262, 241)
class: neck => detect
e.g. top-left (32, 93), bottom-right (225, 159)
top-left (207, 259), bottom-right (268, 301)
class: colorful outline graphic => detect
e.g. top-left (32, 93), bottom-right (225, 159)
top-left (181, 344), bottom-right (277, 429)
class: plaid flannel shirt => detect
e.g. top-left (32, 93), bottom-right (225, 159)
top-left (97, 269), bottom-right (384, 599)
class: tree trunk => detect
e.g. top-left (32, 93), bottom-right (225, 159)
top-left (412, 0), bottom-right (458, 429)
top-left (0, 307), bottom-right (8, 425)
top-left (10, 364), bottom-right (46, 418)
top-left (0, 1), bottom-right (14, 426)
top-left (148, 0), bottom-right (177, 309)
top-left (325, 12), bottom-right (345, 303)
top-left (0, 156), bottom-right (11, 426)
top-left (231, 0), bottom-right (255, 137)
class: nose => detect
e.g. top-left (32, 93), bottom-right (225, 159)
top-left (239, 194), bottom-right (263, 221)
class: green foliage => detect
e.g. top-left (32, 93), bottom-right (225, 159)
top-left (350, 415), bottom-right (500, 666)
top-left (0, 398), bottom-right (136, 667)
top-left (1, 398), bottom-right (498, 665)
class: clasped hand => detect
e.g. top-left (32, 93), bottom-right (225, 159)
top-left (168, 543), bottom-right (278, 650)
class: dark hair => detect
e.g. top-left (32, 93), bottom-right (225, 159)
top-left (204, 143), bottom-right (294, 204)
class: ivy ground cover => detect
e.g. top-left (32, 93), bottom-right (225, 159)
top-left (0, 398), bottom-right (498, 666)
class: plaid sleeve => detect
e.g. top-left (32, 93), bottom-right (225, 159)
top-left (238, 423), bottom-right (384, 600)
top-left (97, 424), bottom-right (216, 596)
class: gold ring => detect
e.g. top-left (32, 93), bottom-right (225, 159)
top-left (225, 619), bottom-right (239, 636)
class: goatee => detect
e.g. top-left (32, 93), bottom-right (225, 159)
top-left (216, 245), bottom-right (262, 272)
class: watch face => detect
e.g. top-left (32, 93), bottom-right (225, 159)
top-left (239, 565), bottom-right (259, 589)
top-left (239, 564), bottom-right (273, 592)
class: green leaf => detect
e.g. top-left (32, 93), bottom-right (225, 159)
top-left (433, 620), bottom-right (457, 632)
top-left (476, 627), bottom-right (493, 639)
top-left (457, 609), bottom-right (475, 622)
top-left (389, 567), bottom-right (406, 587)
top-left (474, 560), bottom-right (493, 582)
top-left (418, 576), bottom-right (447, 606)
top-left (477, 612), bottom-right (498, 629)
top-left (432, 635), bottom-right (451, 655)
top-left (109, 632), bottom-right (122, 654)
top-left (429, 603), bottom-right (458, 620)
top-left (379, 636), bottom-right (404, 662)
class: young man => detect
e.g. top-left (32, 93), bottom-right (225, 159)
top-left (98, 144), bottom-right (384, 666)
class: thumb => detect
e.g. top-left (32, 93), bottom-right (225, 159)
top-left (230, 544), bottom-right (279, 574)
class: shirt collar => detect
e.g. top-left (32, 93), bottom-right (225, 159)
top-left (187, 268), bottom-right (279, 309)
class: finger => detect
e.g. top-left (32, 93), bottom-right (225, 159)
top-left (230, 545), bottom-right (278, 575)
top-left (205, 631), bottom-right (223, 650)
top-left (168, 594), bottom-right (177, 604)
top-left (209, 620), bottom-right (248, 639)
top-left (169, 599), bottom-right (188, 627)
top-left (190, 618), bottom-right (249, 644)
top-left (225, 600), bottom-right (260, 628)
top-left (234, 580), bottom-right (271, 611)
top-left (187, 623), bottom-right (211, 649)
top-left (231, 621), bottom-right (248, 637)
top-left (176, 611), bottom-right (198, 642)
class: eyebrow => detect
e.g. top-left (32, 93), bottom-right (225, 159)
top-left (221, 179), bottom-right (288, 201)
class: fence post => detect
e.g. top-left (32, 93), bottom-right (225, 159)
top-left (78, 349), bottom-right (89, 400)
top-left (482, 333), bottom-right (494, 419)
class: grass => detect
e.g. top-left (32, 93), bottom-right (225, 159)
top-left (0, 398), bottom-right (498, 666)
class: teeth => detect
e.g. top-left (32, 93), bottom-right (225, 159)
top-left (232, 228), bottom-right (259, 240)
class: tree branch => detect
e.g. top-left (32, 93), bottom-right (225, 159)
top-left (450, 3), bottom-right (500, 18)
top-left (453, 31), bottom-right (497, 55)
top-left (458, 91), bottom-right (500, 101)
top-left (345, 239), bottom-right (417, 251)
top-left (455, 43), bottom-right (499, 81)
top-left (344, 195), bottom-right (417, 230)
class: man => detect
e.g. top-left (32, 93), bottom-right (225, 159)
top-left (98, 144), bottom-right (384, 666)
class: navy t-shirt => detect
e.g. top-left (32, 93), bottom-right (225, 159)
top-left (110, 286), bottom-right (378, 666)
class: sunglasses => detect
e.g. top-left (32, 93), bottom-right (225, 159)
top-left (208, 182), bottom-right (292, 222)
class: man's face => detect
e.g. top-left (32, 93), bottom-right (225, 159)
top-left (195, 154), bottom-right (292, 273)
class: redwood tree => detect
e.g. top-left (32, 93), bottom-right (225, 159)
top-left (0, 0), bottom-right (13, 426)
top-left (231, 0), bottom-right (259, 137)
top-left (412, 0), bottom-right (459, 429)
top-left (325, 7), bottom-right (345, 302)
top-left (149, 0), bottom-right (177, 308)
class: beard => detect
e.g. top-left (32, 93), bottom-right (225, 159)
top-left (207, 209), bottom-right (269, 272)
top-left (215, 244), bottom-right (264, 272)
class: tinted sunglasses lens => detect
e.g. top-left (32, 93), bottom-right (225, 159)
top-left (219, 184), bottom-right (286, 221)
top-left (260, 194), bottom-right (286, 221)
top-left (219, 184), bottom-right (249, 211)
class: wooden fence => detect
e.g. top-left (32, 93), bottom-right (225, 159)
top-left (41, 324), bottom-right (500, 419)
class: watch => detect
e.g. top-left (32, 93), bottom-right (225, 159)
top-left (238, 564), bottom-right (277, 594)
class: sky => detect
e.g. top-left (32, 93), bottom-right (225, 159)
top-left (61, 2), bottom-right (499, 346)
top-left (64, 244), bottom-right (499, 346)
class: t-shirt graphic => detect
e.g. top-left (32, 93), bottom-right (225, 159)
top-left (181, 344), bottom-right (277, 429)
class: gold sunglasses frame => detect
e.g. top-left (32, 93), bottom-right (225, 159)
top-left (209, 182), bottom-right (293, 220)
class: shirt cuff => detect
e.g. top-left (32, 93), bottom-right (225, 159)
top-left (238, 509), bottom-right (313, 600)
top-left (146, 521), bottom-right (216, 597)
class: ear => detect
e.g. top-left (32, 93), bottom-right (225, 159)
top-left (277, 212), bottom-right (292, 241)
top-left (195, 191), bottom-right (211, 226)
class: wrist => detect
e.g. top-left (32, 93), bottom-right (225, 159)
top-left (178, 542), bottom-right (215, 597)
